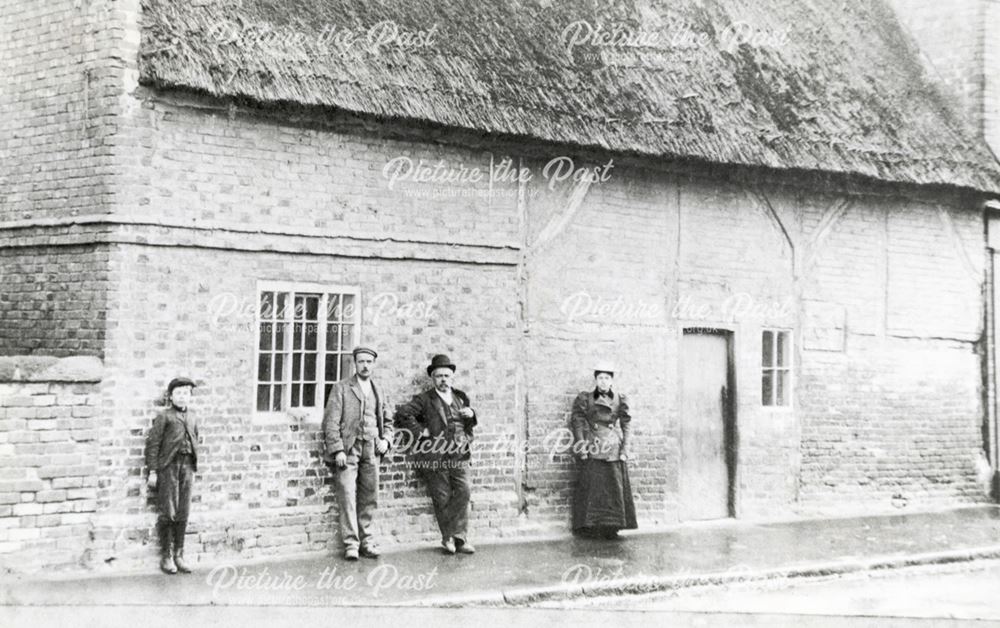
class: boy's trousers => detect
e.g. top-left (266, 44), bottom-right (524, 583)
top-left (158, 454), bottom-right (195, 523)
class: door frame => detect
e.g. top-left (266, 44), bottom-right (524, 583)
top-left (678, 325), bottom-right (739, 518)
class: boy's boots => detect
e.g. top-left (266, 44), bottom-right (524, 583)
top-left (158, 520), bottom-right (177, 574)
top-left (173, 521), bottom-right (191, 573)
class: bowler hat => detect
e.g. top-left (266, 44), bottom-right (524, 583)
top-left (352, 346), bottom-right (378, 359)
top-left (167, 377), bottom-right (197, 395)
top-left (426, 354), bottom-right (456, 376)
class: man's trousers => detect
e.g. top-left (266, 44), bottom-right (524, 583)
top-left (334, 439), bottom-right (379, 551)
top-left (420, 462), bottom-right (470, 542)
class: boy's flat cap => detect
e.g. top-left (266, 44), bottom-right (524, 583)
top-left (167, 377), bottom-right (197, 394)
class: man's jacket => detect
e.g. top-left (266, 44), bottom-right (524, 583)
top-left (394, 388), bottom-right (477, 462)
top-left (322, 375), bottom-right (393, 463)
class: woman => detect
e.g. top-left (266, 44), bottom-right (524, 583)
top-left (570, 363), bottom-right (638, 539)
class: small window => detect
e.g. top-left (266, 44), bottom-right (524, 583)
top-left (762, 329), bottom-right (792, 407)
top-left (255, 283), bottom-right (359, 421)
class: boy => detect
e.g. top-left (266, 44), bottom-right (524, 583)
top-left (145, 377), bottom-right (199, 574)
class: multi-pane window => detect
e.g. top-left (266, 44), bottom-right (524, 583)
top-left (255, 284), bottom-right (359, 419)
top-left (762, 329), bottom-right (792, 407)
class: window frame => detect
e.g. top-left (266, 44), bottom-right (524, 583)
top-left (761, 328), bottom-right (793, 409)
top-left (253, 281), bottom-right (361, 424)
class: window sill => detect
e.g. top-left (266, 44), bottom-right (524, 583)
top-left (253, 409), bottom-right (324, 425)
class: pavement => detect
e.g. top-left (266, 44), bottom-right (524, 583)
top-left (2, 505), bottom-right (1000, 608)
top-left (573, 558), bottom-right (1000, 620)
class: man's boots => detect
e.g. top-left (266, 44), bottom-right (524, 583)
top-left (173, 521), bottom-right (191, 573)
top-left (158, 520), bottom-right (177, 574)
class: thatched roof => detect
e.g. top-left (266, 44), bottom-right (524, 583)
top-left (139, 0), bottom-right (1000, 194)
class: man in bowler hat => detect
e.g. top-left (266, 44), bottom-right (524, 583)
top-left (322, 346), bottom-right (393, 560)
top-left (145, 376), bottom-right (199, 574)
top-left (394, 354), bottom-right (477, 554)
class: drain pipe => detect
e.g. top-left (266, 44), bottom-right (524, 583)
top-left (987, 200), bottom-right (1000, 501)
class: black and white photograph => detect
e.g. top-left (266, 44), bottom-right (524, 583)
top-left (2, 0), bottom-right (1000, 626)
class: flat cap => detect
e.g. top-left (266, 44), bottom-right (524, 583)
top-left (167, 377), bottom-right (197, 394)
top-left (352, 346), bottom-right (378, 359)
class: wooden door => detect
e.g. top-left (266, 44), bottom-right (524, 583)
top-left (680, 330), bottom-right (734, 520)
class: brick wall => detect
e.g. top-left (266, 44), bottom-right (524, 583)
top-left (118, 93), bottom-right (521, 243)
top-left (0, 0), bottom-right (136, 357)
top-left (798, 337), bottom-right (982, 511)
top-left (0, 356), bottom-right (102, 572)
top-left (518, 160), bottom-right (987, 521)
top-left (797, 194), bottom-right (986, 513)
top-left (0, 0), bottom-right (993, 574)
top-left (2, 99), bottom-right (987, 574)
top-left (0, 245), bottom-right (111, 357)
top-left (85, 243), bottom-right (524, 571)
top-left (0, 0), bottom-right (138, 224)
top-left (520, 163), bottom-right (678, 525)
top-left (66, 97), bottom-right (530, 571)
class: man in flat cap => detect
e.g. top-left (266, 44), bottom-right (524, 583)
top-left (322, 346), bottom-right (393, 560)
top-left (145, 376), bottom-right (200, 574)
top-left (394, 354), bottom-right (478, 555)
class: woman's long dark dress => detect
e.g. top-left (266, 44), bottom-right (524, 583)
top-left (570, 389), bottom-right (637, 536)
